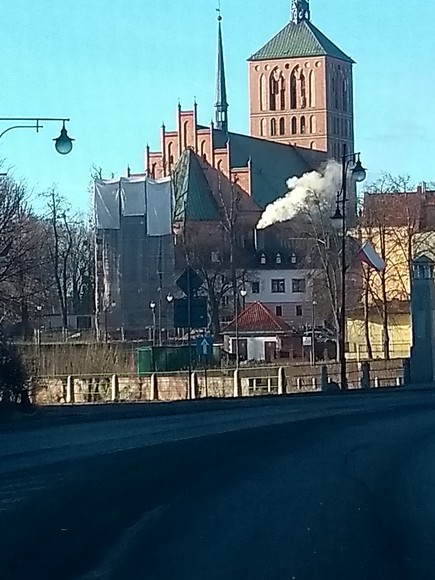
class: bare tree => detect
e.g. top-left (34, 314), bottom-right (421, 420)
top-left (41, 187), bottom-right (95, 331)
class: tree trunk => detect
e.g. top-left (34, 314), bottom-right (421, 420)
top-left (363, 272), bottom-right (373, 359)
top-left (381, 272), bottom-right (390, 360)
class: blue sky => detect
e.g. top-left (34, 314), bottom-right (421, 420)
top-left (2, 0), bottom-right (434, 209)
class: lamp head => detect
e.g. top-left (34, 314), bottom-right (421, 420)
top-left (54, 121), bottom-right (74, 155)
top-left (352, 155), bottom-right (367, 183)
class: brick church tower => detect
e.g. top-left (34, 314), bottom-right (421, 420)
top-left (248, 0), bottom-right (354, 159)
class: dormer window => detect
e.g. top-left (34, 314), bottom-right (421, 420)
top-left (260, 253), bottom-right (266, 265)
top-left (291, 252), bottom-right (297, 264)
top-left (276, 253), bottom-right (282, 265)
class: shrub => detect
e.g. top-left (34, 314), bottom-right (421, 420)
top-left (0, 331), bottom-right (29, 404)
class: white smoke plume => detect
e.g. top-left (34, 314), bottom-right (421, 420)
top-left (256, 161), bottom-right (341, 229)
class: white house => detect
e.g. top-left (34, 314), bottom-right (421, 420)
top-left (245, 267), bottom-right (316, 328)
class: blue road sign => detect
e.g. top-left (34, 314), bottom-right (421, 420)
top-left (196, 335), bottom-right (213, 357)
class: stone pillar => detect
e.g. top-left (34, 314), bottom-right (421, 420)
top-left (277, 367), bottom-right (286, 395)
top-left (403, 358), bottom-right (411, 386)
top-left (190, 372), bottom-right (198, 400)
top-left (66, 375), bottom-right (75, 404)
top-left (150, 373), bottom-right (158, 401)
top-left (233, 369), bottom-right (241, 397)
top-left (320, 365), bottom-right (328, 392)
top-left (111, 374), bottom-right (119, 402)
top-left (374, 376), bottom-right (380, 388)
top-left (360, 361), bottom-right (371, 389)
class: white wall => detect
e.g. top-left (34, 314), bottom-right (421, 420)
top-left (246, 269), bottom-right (314, 303)
top-left (247, 336), bottom-right (275, 360)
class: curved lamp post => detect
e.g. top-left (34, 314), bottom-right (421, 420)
top-left (0, 117), bottom-right (74, 154)
top-left (331, 147), bottom-right (367, 390)
top-left (149, 300), bottom-right (156, 346)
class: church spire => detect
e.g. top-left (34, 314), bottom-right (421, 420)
top-left (291, 0), bottom-right (310, 24)
top-left (215, 4), bottom-right (229, 133)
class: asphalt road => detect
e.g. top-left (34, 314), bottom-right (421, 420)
top-left (2, 389), bottom-right (435, 579)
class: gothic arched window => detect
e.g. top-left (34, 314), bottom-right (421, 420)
top-left (342, 77), bottom-right (348, 112)
top-left (280, 75), bottom-right (286, 110)
top-left (290, 68), bottom-right (298, 109)
top-left (269, 70), bottom-right (279, 111)
top-left (300, 71), bottom-right (307, 108)
top-left (183, 120), bottom-right (189, 149)
top-left (300, 116), bottom-right (306, 134)
top-left (279, 117), bottom-right (285, 135)
top-left (200, 139), bottom-right (207, 158)
top-left (259, 74), bottom-right (266, 111)
top-left (309, 70), bottom-right (315, 107)
top-left (291, 116), bottom-right (297, 134)
top-left (271, 118), bottom-right (277, 136)
top-left (167, 141), bottom-right (174, 172)
top-left (260, 118), bottom-right (266, 136)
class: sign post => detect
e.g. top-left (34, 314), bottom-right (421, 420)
top-left (196, 335), bottom-right (213, 398)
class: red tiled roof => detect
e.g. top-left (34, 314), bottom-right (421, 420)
top-left (223, 301), bottom-right (291, 333)
top-left (362, 192), bottom-right (422, 228)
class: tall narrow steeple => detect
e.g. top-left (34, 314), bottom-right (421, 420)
top-left (215, 5), bottom-right (229, 132)
top-left (291, 0), bottom-right (310, 24)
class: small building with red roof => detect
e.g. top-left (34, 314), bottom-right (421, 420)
top-left (222, 301), bottom-right (296, 362)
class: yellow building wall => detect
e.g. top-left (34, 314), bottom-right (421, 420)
top-left (347, 313), bottom-right (411, 360)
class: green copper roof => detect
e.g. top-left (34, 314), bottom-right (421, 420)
top-left (172, 149), bottom-right (220, 222)
top-left (248, 20), bottom-right (353, 63)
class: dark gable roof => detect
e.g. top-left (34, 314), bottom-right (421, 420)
top-left (213, 129), bottom-right (315, 208)
top-left (172, 149), bottom-right (262, 222)
top-left (248, 20), bottom-right (353, 63)
top-left (172, 149), bottom-right (220, 221)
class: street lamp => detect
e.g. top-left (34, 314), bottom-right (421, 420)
top-left (149, 300), bottom-right (156, 346)
top-left (166, 293), bottom-right (174, 342)
top-left (331, 147), bottom-right (367, 389)
top-left (0, 117), bottom-right (74, 154)
top-left (311, 300), bottom-right (317, 365)
top-left (235, 288), bottom-right (248, 368)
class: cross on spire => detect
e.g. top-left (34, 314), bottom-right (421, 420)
top-left (215, 2), bottom-right (229, 132)
top-left (291, 0), bottom-right (310, 24)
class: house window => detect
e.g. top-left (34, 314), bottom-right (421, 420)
top-left (291, 253), bottom-right (297, 264)
top-left (252, 281), bottom-right (260, 294)
top-left (292, 278), bottom-right (306, 293)
top-left (271, 279), bottom-right (286, 293)
top-left (275, 305), bottom-right (283, 317)
top-left (260, 253), bottom-right (266, 265)
top-left (296, 305), bottom-right (303, 317)
top-left (275, 253), bottom-right (282, 264)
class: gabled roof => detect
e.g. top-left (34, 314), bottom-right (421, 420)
top-left (172, 149), bottom-right (220, 221)
top-left (172, 149), bottom-right (261, 222)
top-left (248, 20), bottom-right (353, 64)
top-left (223, 301), bottom-right (291, 334)
top-left (213, 129), bottom-right (316, 208)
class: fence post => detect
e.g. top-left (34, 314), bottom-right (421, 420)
top-left (233, 369), bottom-right (241, 397)
top-left (312, 377), bottom-right (317, 390)
top-left (374, 376), bottom-right (380, 388)
top-left (66, 375), bottom-right (75, 404)
top-left (190, 372), bottom-right (198, 400)
top-left (111, 374), bottom-right (119, 402)
top-left (277, 367), bottom-right (286, 395)
top-left (320, 365), bottom-right (328, 392)
top-left (150, 373), bottom-right (158, 401)
top-left (403, 358), bottom-right (411, 386)
top-left (360, 361), bottom-right (371, 389)
top-left (296, 377), bottom-right (302, 390)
